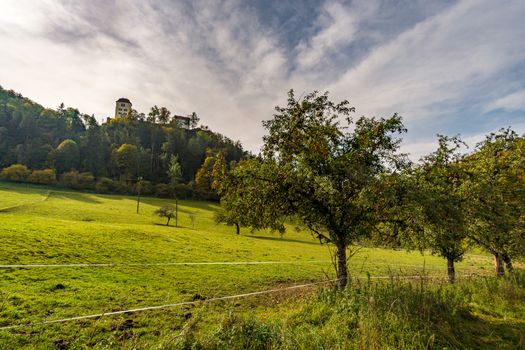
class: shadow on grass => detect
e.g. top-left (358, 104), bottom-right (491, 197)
top-left (0, 181), bottom-right (104, 204)
top-left (49, 191), bottom-right (102, 204)
top-left (153, 223), bottom-right (190, 229)
top-left (0, 181), bottom-right (223, 211)
top-left (246, 235), bottom-right (321, 246)
top-left (139, 197), bottom-right (219, 212)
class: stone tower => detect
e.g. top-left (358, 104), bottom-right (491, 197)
top-left (115, 98), bottom-right (132, 118)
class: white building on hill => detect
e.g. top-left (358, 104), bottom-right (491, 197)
top-left (115, 98), bottom-right (132, 117)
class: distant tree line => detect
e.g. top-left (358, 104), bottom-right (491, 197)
top-left (0, 86), bottom-right (247, 198)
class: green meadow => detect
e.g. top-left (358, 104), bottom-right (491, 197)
top-left (0, 181), bottom-right (520, 349)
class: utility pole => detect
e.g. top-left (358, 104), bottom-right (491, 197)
top-left (136, 176), bottom-right (143, 214)
top-left (175, 199), bottom-right (178, 227)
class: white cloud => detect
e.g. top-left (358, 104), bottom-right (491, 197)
top-left (325, 0), bottom-right (525, 123)
top-left (485, 89), bottom-right (525, 113)
top-left (401, 121), bottom-right (525, 162)
top-left (0, 0), bottom-right (524, 155)
top-left (0, 0), bottom-right (289, 151)
top-left (295, 0), bottom-right (378, 69)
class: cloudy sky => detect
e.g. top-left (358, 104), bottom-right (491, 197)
top-left (1, 0), bottom-right (524, 159)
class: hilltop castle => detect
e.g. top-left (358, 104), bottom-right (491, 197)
top-left (115, 97), bottom-right (131, 118)
top-left (114, 98), bottom-right (191, 129)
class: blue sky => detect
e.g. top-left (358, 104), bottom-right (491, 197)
top-left (1, 0), bottom-right (524, 159)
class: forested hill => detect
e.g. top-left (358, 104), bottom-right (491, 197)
top-left (0, 86), bottom-right (248, 197)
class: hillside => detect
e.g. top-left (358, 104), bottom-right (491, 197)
top-left (1, 181), bottom-right (522, 349)
top-left (0, 86), bottom-right (246, 198)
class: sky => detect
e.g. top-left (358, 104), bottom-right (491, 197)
top-left (1, 0), bottom-right (524, 160)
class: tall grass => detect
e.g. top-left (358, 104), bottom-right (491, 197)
top-left (172, 272), bottom-right (525, 349)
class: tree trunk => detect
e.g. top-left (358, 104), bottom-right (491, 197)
top-left (502, 253), bottom-right (513, 273)
top-left (166, 217), bottom-right (171, 226)
top-left (235, 223), bottom-right (240, 235)
top-left (336, 240), bottom-right (348, 289)
top-left (447, 256), bottom-right (455, 284)
top-left (494, 253), bottom-right (504, 276)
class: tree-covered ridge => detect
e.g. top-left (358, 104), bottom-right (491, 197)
top-left (0, 86), bottom-right (247, 196)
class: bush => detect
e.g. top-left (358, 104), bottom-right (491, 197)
top-left (134, 180), bottom-right (154, 196)
top-left (59, 170), bottom-right (95, 190)
top-left (172, 183), bottom-right (193, 199)
top-left (77, 172), bottom-right (95, 190)
top-left (155, 183), bottom-right (172, 198)
top-left (60, 170), bottom-right (79, 188)
top-left (95, 177), bottom-right (115, 193)
top-left (0, 164), bottom-right (30, 182)
top-left (115, 180), bottom-right (132, 194)
top-left (27, 169), bottom-right (56, 185)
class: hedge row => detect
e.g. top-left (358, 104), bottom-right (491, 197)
top-left (0, 164), bottom-right (201, 199)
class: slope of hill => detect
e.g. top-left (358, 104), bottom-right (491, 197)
top-left (0, 181), bottom-right (518, 349)
top-left (0, 86), bottom-right (246, 195)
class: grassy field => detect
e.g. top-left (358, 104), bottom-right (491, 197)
top-left (0, 181), bottom-right (521, 349)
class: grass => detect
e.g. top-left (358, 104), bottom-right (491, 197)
top-left (178, 273), bottom-right (525, 349)
top-left (0, 181), bottom-right (521, 349)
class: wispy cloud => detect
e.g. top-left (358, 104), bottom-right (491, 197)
top-left (295, 0), bottom-right (378, 70)
top-left (0, 0), bottom-right (524, 158)
top-left (485, 89), bottom-right (525, 113)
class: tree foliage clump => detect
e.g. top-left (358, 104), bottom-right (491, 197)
top-left (410, 135), bottom-right (469, 283)
top-left (27, 169), bottom-right (56, 185)
top-left (0, 164), bottom-right (30, 182)
top-left (462, 129), bottom-right (525, 275)
top-left (155, 206), bottom-right (176, 226)
top-left (218, 90), bottom-right (409, 288)
top-left (195, 150), bottom-right (226, 199)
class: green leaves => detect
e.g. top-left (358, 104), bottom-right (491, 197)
top-left (221, 90), bottom-right (408, 249)
top-left (411, 135), bottom-right (469, 262)
top-left (462, 129), bottom-right (525, 259)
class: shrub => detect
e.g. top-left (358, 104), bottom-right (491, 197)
top-left (95, 177), bottom-right (115, 193)
top-left (60, 170), bottom-right (79, 188)
top-left (172, 183), bottom-right (193, 199)
top-left (155, 183), bottom-right (172, 198)
top-left (59, 170), bottom-right (95, 190)
top-left (134, 180), bottom-right (154, 196)
top-left (27, 169), bottom-right (56, 185)
top-left (77, 172), bottom-right (95, 190)
top-left (0, 164), bottom-right (30, 182)
top-left (115, 180), bottom-right (132, 194)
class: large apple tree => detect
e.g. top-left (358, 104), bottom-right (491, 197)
top-left (218, 90), bottom-right (408, 288)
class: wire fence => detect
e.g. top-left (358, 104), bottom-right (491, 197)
top-left (3, 273), bottom-right (490, 331)
top-left (0, 260), bottom-right (331, 269)
top-left (0, 259), bottom-right (491, 273)
top-left (0, 272), bottom-right (494, 331)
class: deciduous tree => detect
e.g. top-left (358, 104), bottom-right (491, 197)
top-left (155, 206), bottom-right (176, 226)
top-left (219, 90), bottom-right (407, 288)
top-left (412, 135), bottom-right (469, 283)
top-left (463, 129), bottom-right (525, 275)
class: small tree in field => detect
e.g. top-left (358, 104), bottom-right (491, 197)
top-left (218, 90), bottom-right (408, 288)
top-left (155, 206), bottom-right (175, 226)
top-left (214, 207), bottom-right (241, 234)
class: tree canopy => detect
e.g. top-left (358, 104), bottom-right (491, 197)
top-left (218, 90), bottom-right (409, 288)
